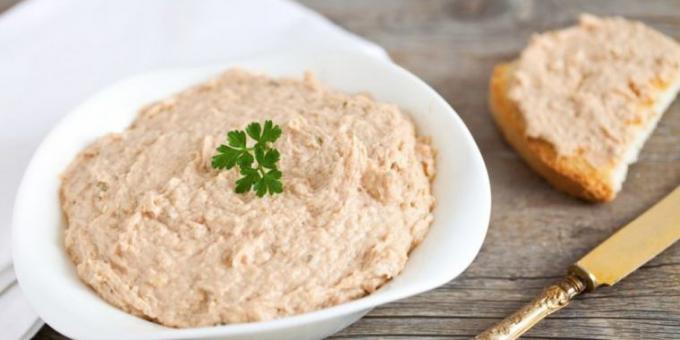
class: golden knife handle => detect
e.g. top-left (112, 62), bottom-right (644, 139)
top-left (475, 274), bottom-right (586, 340)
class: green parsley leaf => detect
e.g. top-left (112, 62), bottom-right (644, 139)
top-left (227, 130), bottom-right (247, 148)
top-left (254, 144), bottom-right (266, 166)
top-left (245, 122), bottom-right (262, 141)
top-left (261, 149), bottom-right (280, 169)
top-left (212, 121), bottom-right (284, 196)
top-left (261, 120), bottom-right (282, 144)
top-left (235, 167), bottom-right (260, 193)
top-left (236, 152), bottom-right (254, 169)
top-left (254, 169), bottom-right (283, 197)
top-left (211, 145), bottom-right (243, 170)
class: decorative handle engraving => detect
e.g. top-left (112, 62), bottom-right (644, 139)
top-left (475, 274), bottom-right (586, 340)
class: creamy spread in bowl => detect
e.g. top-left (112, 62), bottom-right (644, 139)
top-left (60, 70), bottom-right (436, 328)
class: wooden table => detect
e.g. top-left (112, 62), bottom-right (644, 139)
top-left (32, 0), bottom-right (680, 339)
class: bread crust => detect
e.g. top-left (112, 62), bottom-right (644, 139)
top-left (489, 63), bottom-right (616, 202)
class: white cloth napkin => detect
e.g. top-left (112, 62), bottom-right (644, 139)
top-left (0, 1), bottom-right (386, 338)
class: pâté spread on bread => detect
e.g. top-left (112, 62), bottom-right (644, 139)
top-left (491, 14), bottom-right (680, 202)
top-left (60, 70), bottom-right (436, 327)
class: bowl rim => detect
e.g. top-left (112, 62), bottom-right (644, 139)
top-left (12, 48), bottom-right (491, 339)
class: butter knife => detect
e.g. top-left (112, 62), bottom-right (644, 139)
top-left (476, 185), bottom-right (680, 339)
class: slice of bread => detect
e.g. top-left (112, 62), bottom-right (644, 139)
top-left (489, 15), bottom-right (680, 202)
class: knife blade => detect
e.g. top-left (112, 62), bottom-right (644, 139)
top-left (571, 185), bottom-right (680, 290)
top-left (476, 185), bottom-right (680, 340)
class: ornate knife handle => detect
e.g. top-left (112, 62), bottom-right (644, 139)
top-left (475, 274), bottom-right (587, 340)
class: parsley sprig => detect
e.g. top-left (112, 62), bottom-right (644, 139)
top-left (212, 120), bottom-right (283, 197)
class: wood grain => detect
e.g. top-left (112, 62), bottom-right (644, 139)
top-left (32, 0), bottom-right (680, 339)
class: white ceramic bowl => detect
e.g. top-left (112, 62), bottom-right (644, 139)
top-left (12, 50), bottom-right (490, 340)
